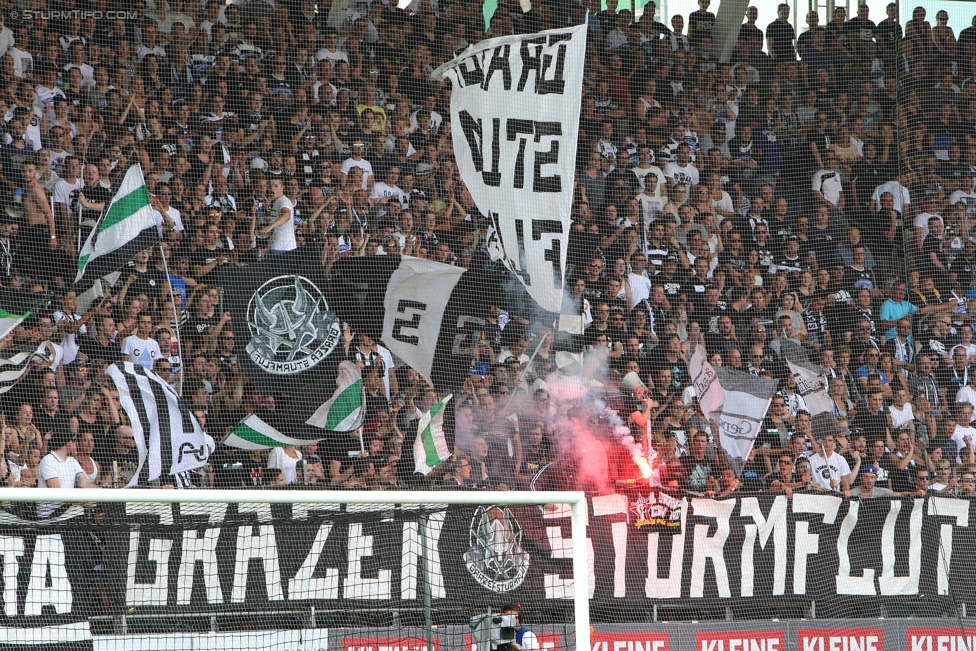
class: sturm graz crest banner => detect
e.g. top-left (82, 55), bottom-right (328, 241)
top-left (245, 274), bottom-right (342, 376)
top-left (218, 247), bottom-right (342, 399)
top-left (462, 505), bottom-right (532, 593)
top-left (218, 250), bottom-right (490, 432)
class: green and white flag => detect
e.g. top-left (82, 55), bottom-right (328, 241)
top-left (305, 360), bottom-right (364, 431)
top-left (414, 394), bottom-right (453, 475)
top-left (224, 414), bottom-right (318, 450)
top-left (0, 308), bottom-right (29, 342)
top-left (76, 162), bottom-right (159, 286)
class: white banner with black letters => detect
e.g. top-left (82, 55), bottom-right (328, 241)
top-left (432, 25), bottom-right (586, 314)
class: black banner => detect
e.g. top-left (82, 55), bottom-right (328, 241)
top-left (2, 491), bottom-right (976, 623)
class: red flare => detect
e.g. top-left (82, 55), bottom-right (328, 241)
top-left (633, 452), bottom-right (653, 479)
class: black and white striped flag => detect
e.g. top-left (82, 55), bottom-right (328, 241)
top-left (104, 363), bottom-right (215, 487)
top-left (0, 343), bottom-right (55, 395)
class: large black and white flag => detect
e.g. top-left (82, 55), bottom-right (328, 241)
top-left (104, 363), bottom-right (214, 486)
top-left (692, 343), bottom-right (779, 475)
top-left (432, 24), bottom-right (587, 313)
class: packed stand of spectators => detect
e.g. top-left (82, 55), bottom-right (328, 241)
top-left (3, 0), bottom-right (976, 500)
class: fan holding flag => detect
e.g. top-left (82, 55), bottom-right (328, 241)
top-left (75, 159), bottom-right (161, 289)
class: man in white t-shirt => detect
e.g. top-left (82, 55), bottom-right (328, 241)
top-left (806, 431), bottom-right (854, 496)
top-left (314, 28), bottom-right (349, 65)
top-left (151, 184), bottom-right (185, 235)
top-left (259, 177), bottom-right (296, 252)
top-left (956, 374), bottom-right (976, 422)
top-left (627, 254), bottom-right (654, 305)
top-left (951, 403), bottom-right (976, 463)
top-left (663, 143), bottom-right (699, 192)
top-left (37, 426), bottom-right (99, 518)
top-left (122, 314), bottom-right (162, 370)
top-left (7, 28), bottom-right (33, 79)
top-left (870, 176), bottom-right (911, 214)
top-left (340, 139), bottom-right (373, 189)
top-left (812, 152), bottom-right (844, 213)
top-left (53, 155), bottom-right (83, 234)
top-left (369, 165), bottom-right (407, 208)
top-left (912, 197), bottom-right (943, 250)
top-left (631, 145), bottom-right (665, 193)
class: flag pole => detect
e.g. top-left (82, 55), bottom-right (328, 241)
top-left (500, 317), bottom-right (555, 414)
top-left (155, 203), bottom-right (184, 397)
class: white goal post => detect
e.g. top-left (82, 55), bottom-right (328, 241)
top-left (0, 488), bottom-right (590, 651)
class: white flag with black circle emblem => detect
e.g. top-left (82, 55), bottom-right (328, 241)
top-left (432, 24), bottom-right (586, 313)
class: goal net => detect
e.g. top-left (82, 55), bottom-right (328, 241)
top-left (0, 488), bottom-right (588, 651)
top-left (5, 0), bottom-right (976, 650)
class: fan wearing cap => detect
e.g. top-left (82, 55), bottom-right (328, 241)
top-left (36, 424), bottom-right (100, 519)
top-left (848, 464), bottom-right (892, 498)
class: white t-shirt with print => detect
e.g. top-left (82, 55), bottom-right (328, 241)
top-left (53, 310), bottom-right (86, 365)
top-left (808, 450), bottom-right (851, 491)
top-left (952, 424), bottom-right (976, 464)
top-left (122, 335), bottom-right (162, 370)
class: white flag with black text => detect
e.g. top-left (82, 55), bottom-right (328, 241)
top-left (713, 368), bottom-right (780, 475)
top-left (780, 340), bottom-right (834, 416)
top-left (689, 344), bottom-right (724, 421)
top-left (432, 24), bottom-right (586, 313)
top-left (105, 362), bottom-right (215, 486)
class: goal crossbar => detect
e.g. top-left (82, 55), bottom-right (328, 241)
top-left (0, 488), bottom-right (590, 651)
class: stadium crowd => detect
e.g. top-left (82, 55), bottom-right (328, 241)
top-left (1, 0), bottom-right (976, 502)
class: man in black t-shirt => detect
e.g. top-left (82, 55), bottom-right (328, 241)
top-left (79, 311), bottom-right (122, 363)
top-left (680, 432), bottom-right (719, 492)
top-left (852, 391), bottom-right (890, 446)
top-left (123, 248), bottom-right (165, 306)
top-left (687, 0), bottom-right (715, 48)
top-left (191, 224), bottom-right (231, 278)
top-left (653, 255), bottom-right (687, 300)
top-left (766, 4), bottom-right (797, 61)
top-left (185, 294), bottom-right (221, 354)
top-left (34, 387), bottom-right (67, 441)
top-left (77, 163), bottom-right (113, 229)
top-left (846, 246), bottom-right (877, 291)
